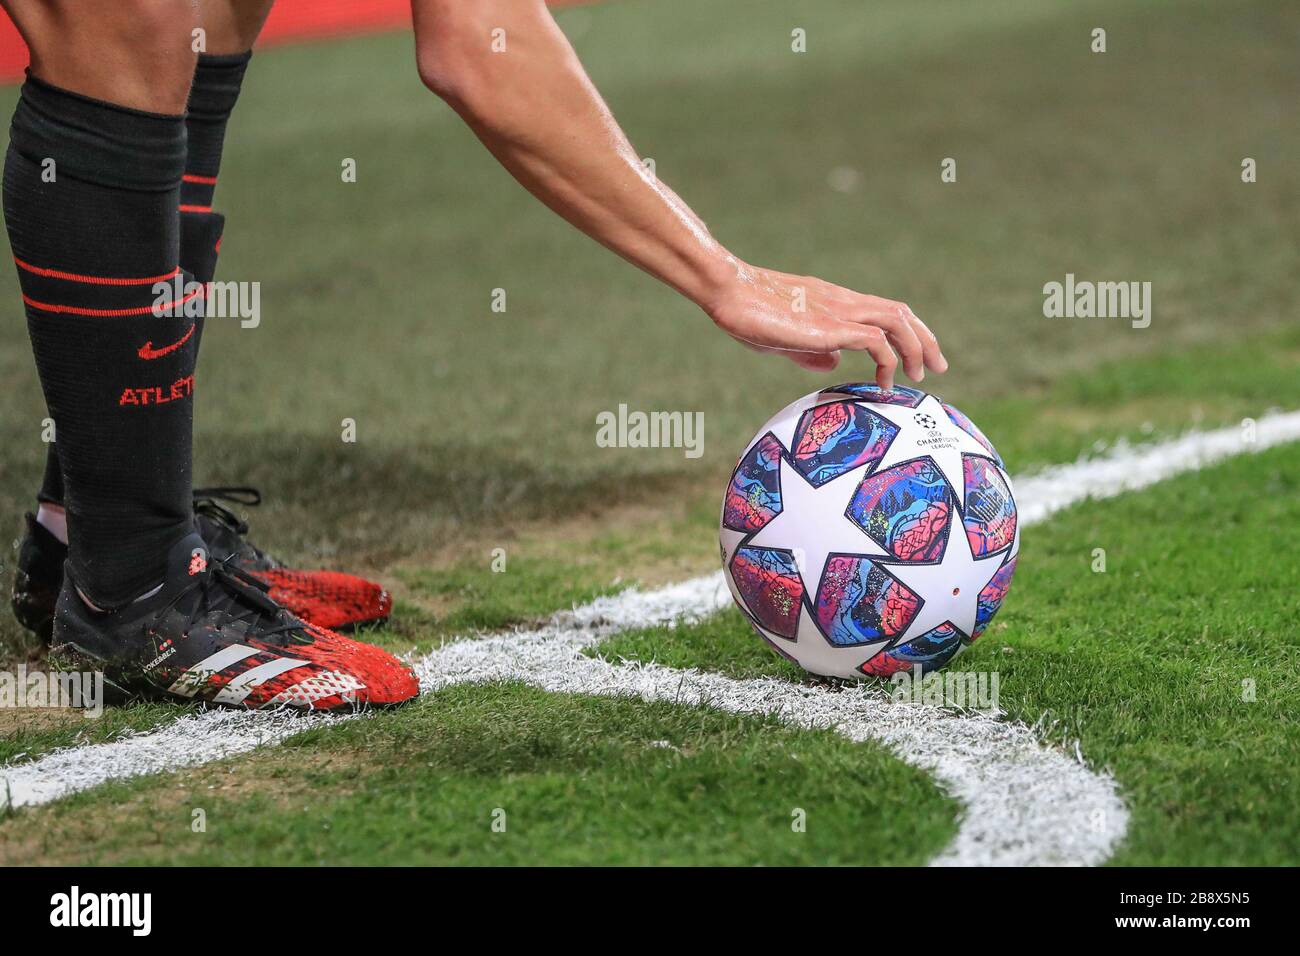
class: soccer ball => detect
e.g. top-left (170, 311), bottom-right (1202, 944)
top-left (719, 383), bottom-right (1018, 679)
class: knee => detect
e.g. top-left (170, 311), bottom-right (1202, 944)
top-left (101, 0), bottom-right (199, 61)
top-left (120, 0), bottom-right (197, 35)
top-left (14, 0), bottom-right (197, 112)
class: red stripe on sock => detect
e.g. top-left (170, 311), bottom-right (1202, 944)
top-left (182, 173), bottom-right (219, 185)
top-left (14, 257), bottom-right (180, 286)
top-left (22, 286), bottom-right (206, 317)
top-left (179, 204), bottom-right (213, 214)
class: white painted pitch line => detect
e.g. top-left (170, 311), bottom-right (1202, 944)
top-left (0, 708), bottom-right (356, 810)
top-left (4, 411), bottom-right (1298, 863)
top-left (1013, 408), bottom-right (1300, 525)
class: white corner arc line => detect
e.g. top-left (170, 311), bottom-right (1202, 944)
top-left (5, 410), bottom-right (1300, 864)
top-left (416, 624), bottom-right (1126, 866)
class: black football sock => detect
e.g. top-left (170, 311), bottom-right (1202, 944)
top-left (5, 76), bottom-right (194, 608)
top-left (31, 53), bottom-right (251, 520)
top-left (180, 51), bottom-right (251, 286)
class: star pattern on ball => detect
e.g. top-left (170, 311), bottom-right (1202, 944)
top-left (866, 394), bottom-right (992, 507)
top-left (746, 454), bottom-right (886, 604)
top-left (882, 519), bottom-right (1005, 646)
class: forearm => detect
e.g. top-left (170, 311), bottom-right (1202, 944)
top-left (411, 0), bottom-right (945, 382)
top-left (412, 0), bottom-right (737, 310)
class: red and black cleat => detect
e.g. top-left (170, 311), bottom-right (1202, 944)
top-left (251, 568), bottom-right (393, 633)
top-left (193, 487), bottom-right (392, 631)
top-left (53, 532), bottom-right (418, 711)
top-left (11, 486), bottom-right (392, 643)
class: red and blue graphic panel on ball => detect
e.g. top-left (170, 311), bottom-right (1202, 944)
top-left (730, 545), bottom-right (803, 639)
top-left (962, 456), bottom-right (1017, 555)
top-left (859, 622), bottom-right (965, 677)
top-left (723, 433), bottom-right (784, 532)
top-left (848, 459), bottom-right (952, 561)
top-left (973, 556), bottom-right (1017, 639)
top-left (943, 402), bottom-right (1003, 465)
top-left (822, 383), bottom-right (927, 408)
top-left (791, 400), bottom-right (898, 487)
top-left (815, 555), bottom-right (918, 646)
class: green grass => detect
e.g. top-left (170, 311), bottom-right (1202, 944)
top-left (396, 557), bottom-right (622, 636)
top-left (597, 441), bottom-right (1300, 865)
top-left (3, 684), bottom-right (958, 866)
top-left (0, 0), bottom-right (1298, 864)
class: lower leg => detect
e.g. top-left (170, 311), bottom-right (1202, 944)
top-left (25, 0), bottom-right (275, 529)
top-left (181, 0), bottom-right (276, 279)
top-left (4, 0), bottom-right (198, 605)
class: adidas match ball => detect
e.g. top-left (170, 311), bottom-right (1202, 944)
top-left (719, 383), bottom-right (1018, 679)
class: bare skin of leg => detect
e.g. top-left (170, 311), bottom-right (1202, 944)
top-left (197, 0), bottom-right (276, 55)
top-left (0, 0), bottom-right (198, 113)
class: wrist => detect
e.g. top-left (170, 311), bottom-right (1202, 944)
top-left (686, 247), bottom-right (745, 316)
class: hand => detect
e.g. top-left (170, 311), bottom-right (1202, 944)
top-left (702, 262), bottom-right (947, 387)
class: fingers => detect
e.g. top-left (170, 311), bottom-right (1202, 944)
top-left (835, 323), bottom-right (897, 389)
top-left (824, 300), bottom-right (916, 384)
top-left (904, 310), bottom-right (948, 374)
top-left (883, 306), bottom-right (926, 382)
top-left (834, 294), bottom-right (947, 379)
top-left (710, 268), bottom-right (949, 383)
top-left (788, 350), bottom-right (841, 372)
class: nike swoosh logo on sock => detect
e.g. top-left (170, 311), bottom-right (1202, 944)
top-left (138, 324), bottom-right (196, 361)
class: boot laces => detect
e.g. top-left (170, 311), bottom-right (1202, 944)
top-left (192, 486), bottom-right (275, 566)
top-left (192, 485), bottom-right (261, 537)
top-left (164, 554), bottom-right (302, 640)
